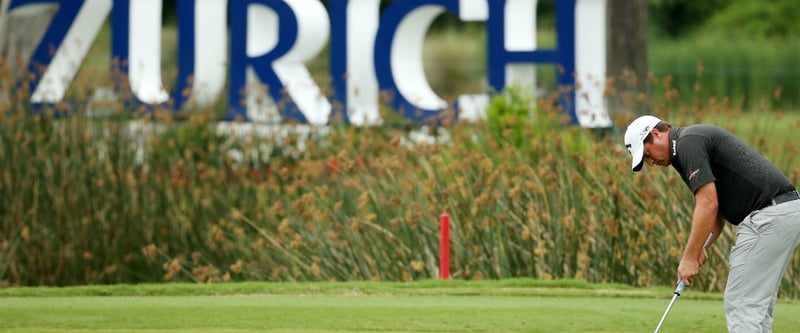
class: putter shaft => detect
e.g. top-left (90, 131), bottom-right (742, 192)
top-left (654, 294), bottom-right (679, 333)
top-left (653, 232), bottom-right (714, 333)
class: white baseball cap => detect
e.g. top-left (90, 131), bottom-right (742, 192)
top-left (624, 115), bottom-right (662, 172)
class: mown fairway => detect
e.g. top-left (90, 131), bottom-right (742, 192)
top-left (2, 280), bottom-right (800, 333)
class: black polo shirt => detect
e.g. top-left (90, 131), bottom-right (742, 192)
top-left (669, 125), bottom-right (794, 224)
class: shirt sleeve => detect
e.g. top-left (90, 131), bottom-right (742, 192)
top-left (676, 135), bottom-right (716, 194)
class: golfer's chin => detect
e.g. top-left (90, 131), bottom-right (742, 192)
top-left (646, 161), bottom-right (668, 168)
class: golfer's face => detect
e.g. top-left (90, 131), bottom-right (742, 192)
top-left (642, 131), bottom-right (670, 167)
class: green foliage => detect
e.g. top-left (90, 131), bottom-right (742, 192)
top-left (485, 86), bottom-right (536, 147)
top-left (650, 0), bottom-right (800, 39)
top-left (699, 1), bottom-right (800, 39)
top-left (483, 86), bottom-right (585, 155)
top-left (649, 38), bottom-right (800, 110)
top-left (649, 0), bottom-right (731, 38)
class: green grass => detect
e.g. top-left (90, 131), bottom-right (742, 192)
top-left (2, 280), bottom-right (800, 332)
top-left (0, 279), bottom-right (650, 298)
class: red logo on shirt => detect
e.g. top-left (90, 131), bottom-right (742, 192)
top-left (689, 169), bottom-right (701, 180)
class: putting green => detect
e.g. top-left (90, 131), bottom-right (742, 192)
top-left (0, 294), bottom-right (797, 332)
top-left (1, 281), bottom-right (798, 332)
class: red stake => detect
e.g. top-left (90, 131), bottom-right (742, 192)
top-left (439, 213), bottom-right (450, 280)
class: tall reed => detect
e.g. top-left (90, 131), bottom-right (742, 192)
top-left (2, 83), bottom-right (799, 298)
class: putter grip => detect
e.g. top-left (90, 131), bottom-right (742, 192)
top-left (674, 232), bottom-right (714, 296)
top-left (674, 280), bottom-right (685, 296)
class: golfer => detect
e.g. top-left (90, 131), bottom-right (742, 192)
top-left (624, 115), bottom-right (800, 332)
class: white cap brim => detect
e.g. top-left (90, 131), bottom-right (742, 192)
top-left (631, 145), bottom-right (644, 172)
top-left (623, 115), bottom-right (662, 172)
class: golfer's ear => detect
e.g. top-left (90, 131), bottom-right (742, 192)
top-left (651, 129), bottom-right (661, 138)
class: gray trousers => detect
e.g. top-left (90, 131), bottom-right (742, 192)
top-left (725, 199), bottom-right (800, 332)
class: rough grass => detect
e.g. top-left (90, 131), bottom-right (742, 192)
top-left (0, 279), bottom-right (656, 298)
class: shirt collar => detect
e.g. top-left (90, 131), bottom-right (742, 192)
top-left (671, 139), bottom-right (677, 157)
top-left (669, 127), bottom-right (680, 160)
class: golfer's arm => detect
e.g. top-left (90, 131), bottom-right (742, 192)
top-left (709, 215), bottom-right (724, 245)
top-left (684, 183), bottom-right (720, 260)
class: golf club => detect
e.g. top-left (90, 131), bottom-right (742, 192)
top-left (653, 232), bottom-right (714, 333)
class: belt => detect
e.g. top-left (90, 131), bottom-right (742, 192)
top-left (770, 190), bottom-right (800, 207)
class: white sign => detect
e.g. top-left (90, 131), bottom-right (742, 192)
top-left (4, 0), bottom-right (611, 127)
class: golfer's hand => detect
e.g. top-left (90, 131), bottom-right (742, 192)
top-left (698, 248), bottom-right (708, 267)
top-left (677, 258), bottom-right (700, 286)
